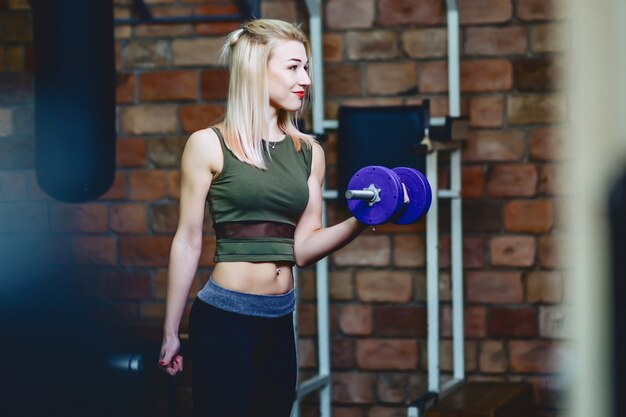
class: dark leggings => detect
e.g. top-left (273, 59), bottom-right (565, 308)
top-left (188, 298), bottom-right (297, 417)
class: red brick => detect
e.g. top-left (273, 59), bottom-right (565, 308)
top-left (128, 170), bottom-right (165, 201)
top-left (504, 200), bottom-right (553, 233)
top-left (123, 40), bottom-right (169, 68)
top-left (392, 234), bottom-right (425, 267)
top-left (121, 105), bottom-right (178, 135)
top-left (526, 271), bottom-right (563, 303)
top-left (461, 166), bottom-right (485, 198)
top-left (365, 62), bottom-right (417, 95)
top-left (171, 38), bottom-right (223, 66)
top-left (514, 57), bottom-right (562, 92)
top-left (418, 60), bottom-right (447, 93)
top-left (529, 127), bottom-right (564, 161)
top-left (167, 171), bottom-right (181, 199)
top-left (464, 26), bottom-right (527, 56)
top-left (326, 0), bottom-right (375, 29)
top-left (376, 0), bottom-right (443, 26)
top-left (510, 340), bottom-right (559, 372)
top-left (195, 20), bottom-right (240, 36)
top-left (488, 307), bottom-right (537, 337)
top-left (487, 164), bottom-right (538, 197)
top-left (538, 235), bottom-right (559, 268)
top-left (99, 171), bottom-right (126, 200)
top-left (179, 104), bottom-right (224, 133)
top-left (120, 236), bottom-right (173, 266)
top-left (330, 271), bottom-right (354, 301)
top-left (147, 137), bottom-right (186, 168)
top-left (338, 305), bottom-right (373, 335)
top-left (479, 340), bottom-right (507, 373)
top-left (140, 70), bottom-right (197, 101)
top-left (194, 4), bottom-right (241, 35)
top-left (374, 306), bottom-right (426, 337)
top-left (531, 23), bottom-right (568, 53)
top-left (261, 0), bottom-right (297, 22)
top-left (377, 374), bottom-right (411, 403)
top-left (463, 200), bottom-right (502, 232)
top-left (539, 164), bottom-right (559, 195)
top-left (463, 130), bottom-right (525, 162)
top-left (0, 202), bottom-right (47, 232)
top-left (517, 0), bottom-right (561, 20)
top-left (356, 339), bottom-right (418, 370)
top-left (298, 304), bottom-right (317, 336)
top-left (323, 33), bottom-right (343, 62)
top-left (0, 171), bottom-right (27, 200)
top-left (325, 64), bottom-right (361, 97)
top-left (110, 203), bottom-right (148, 233)
top-left (50, 204), bottom-right (108, 233)
top-left (332, 338), bottom-right (355, 368)
top-left (298, 338), bottom-right (317, 368)
top-left (116, 138), bottom-right (146, 167)
top-left (98, 270), bottom-right (151, 299)
top-left (508, 95), bottom-right (567, 125)
top-left (469, 96), bottom-right (504, 128)
top-left (355, 270), bottom-right (412, 302)
top-left (464, 237), bottom-right (485, 269)
top-left (116, 73), bottom-right (135, 104)
top-left (345, 30), bottom-right (398, 61)
top-left (333, 235), bottom-right (391, 267)
top-left (458, 0), bottom-right (512, 24)
top-left (402, 28), bottom-right (447, 59)
top-left (133, 5), bottom-right (194, 37)
top-left (332, 372), bottom-right (373, 403)
top-left (71, 236), bottom-right (117, 266)
top-left (298, 270), bottom-right (316, 301)
top-left (466, 306), bottom-right (487, 338)
top-left (461, 60), bottom-right (512, 93)
top-left (466, 271), bottom-right (524, 303)
top-left (200, 69), bottom-right (229, 101)
top-left (198, 236), bottom-right (216, 267)
top-left (490, 235), bottom-right (535, 267)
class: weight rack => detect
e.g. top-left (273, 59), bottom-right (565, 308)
top-left (292, 1), bottom-right (465, 417)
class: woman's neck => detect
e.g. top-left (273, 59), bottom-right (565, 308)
top-left (266, 107), bottom-right (283, 141)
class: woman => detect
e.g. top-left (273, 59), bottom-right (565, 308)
top-left (158, 19), bottom-right (368, 417)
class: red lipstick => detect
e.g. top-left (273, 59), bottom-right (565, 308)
top-left (293, 91), bottom-right (305, 99)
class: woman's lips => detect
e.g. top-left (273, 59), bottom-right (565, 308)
top-left (293, 91), bottom-right (304, 99)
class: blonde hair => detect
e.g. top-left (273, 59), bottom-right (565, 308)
top-left (219, 19), bottom-right (317, 169)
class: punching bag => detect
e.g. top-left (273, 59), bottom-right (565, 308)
top-left (31, 0), bottom-right (116, 202)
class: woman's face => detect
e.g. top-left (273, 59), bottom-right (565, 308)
top-left (267, 40), bottom-right (310, 112)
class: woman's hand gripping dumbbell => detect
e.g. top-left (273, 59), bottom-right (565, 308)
top-left (345, 166), bottom-right (432, 225)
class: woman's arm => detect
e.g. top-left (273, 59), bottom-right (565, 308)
top-left (160, 129), bottom-right (219, 374)
top-left (293, 143), bottom-right (369, 268)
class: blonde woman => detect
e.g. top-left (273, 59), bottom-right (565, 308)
top-left (158, 19), bottom-right (368, 416)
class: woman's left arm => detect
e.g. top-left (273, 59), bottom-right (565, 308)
top-left (294, 143), bottom-right (369, 268)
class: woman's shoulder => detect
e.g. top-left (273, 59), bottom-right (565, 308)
top-left (182, 127), bottom-right (224, 171)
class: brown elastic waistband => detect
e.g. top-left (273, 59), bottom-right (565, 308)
top-left (214, 221), bottom-right (296, 239)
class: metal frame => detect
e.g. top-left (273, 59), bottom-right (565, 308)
top-left (297, 1), bottom-right (464, 416)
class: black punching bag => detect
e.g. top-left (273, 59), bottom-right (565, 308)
top-left (31, 0), bottom-right (116, 202)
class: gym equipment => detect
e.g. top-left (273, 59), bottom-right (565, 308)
top-left (31, 0), bottom-right (116, 202)
top-left (345, 166), bottom-right (432, 225)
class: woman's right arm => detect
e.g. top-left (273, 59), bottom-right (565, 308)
top-left (159, 129), bottom-right (219, 375)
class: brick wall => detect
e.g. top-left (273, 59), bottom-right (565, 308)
top-left (0, 0), bottom-right (566, 416)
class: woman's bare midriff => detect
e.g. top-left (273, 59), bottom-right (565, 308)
top-left (211, 261), bottom-right (294, 295)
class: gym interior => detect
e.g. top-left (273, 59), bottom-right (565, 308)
top-left (0, 1), bottom-right (624, 417)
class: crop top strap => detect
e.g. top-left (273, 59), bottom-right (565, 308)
top-left (210, 126), bottom-right (227, 149)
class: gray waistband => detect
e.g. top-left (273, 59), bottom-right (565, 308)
top-left (196, 278), bottom-right (295, 318)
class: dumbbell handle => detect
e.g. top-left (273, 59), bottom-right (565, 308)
top-left (345, 190), bottom-right (376, 200)
top-left (345, 183), bottom-right (381, 206)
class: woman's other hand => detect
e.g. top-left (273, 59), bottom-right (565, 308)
top-left (159, 335), bottom-right (183, 376)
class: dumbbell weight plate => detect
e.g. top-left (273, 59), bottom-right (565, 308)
top-left (391, 167), bottom-right (432, 224)
top-left (346, 166), bottom-right (404, 225)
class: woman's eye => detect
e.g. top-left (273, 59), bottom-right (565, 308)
top-left (288, 65), bottom-right (297, 70)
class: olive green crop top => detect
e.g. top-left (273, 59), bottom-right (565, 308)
top-left (207, 127), bottom-right (313, 263)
